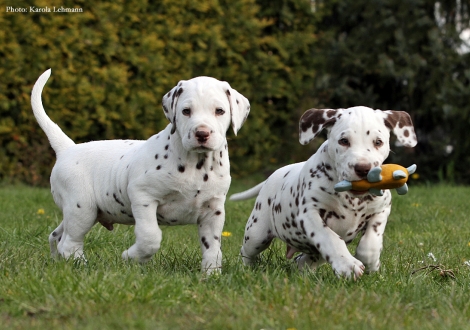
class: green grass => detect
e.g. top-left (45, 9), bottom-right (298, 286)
top-left (0, 181), bottom-right (469, 329)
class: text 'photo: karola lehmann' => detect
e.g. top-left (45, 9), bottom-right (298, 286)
top-left (5, 6), bottom-right (83, 13)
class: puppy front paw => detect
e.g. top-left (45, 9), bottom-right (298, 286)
top-left (331, 255), bottom-right (365, 280)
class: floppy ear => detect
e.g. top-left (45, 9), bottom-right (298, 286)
top-left (162, 80), bottom-right (186, 134)
top-left (299, 108), bottom-right (341, 145)
top-left (383, 110), bottom-right (417, 147)
top-left (223, 82), bottom-right (250, 135)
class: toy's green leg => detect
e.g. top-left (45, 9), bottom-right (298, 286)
top-left (392, 170), bottom-right (407, 180)
top-left (369, 188), bottom-right (384, 196)
top-left (334, 180), bottom-right (353, 192)
top-left (407, 164), bottom-right (417, 175)
top-left (396, 183), bottom-right (408, 195)
top-left (367, 167), bottom-right (382, 183)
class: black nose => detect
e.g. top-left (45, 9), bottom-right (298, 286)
top-left (354, 163), bottom-right (371, 178)
top-left (195, 130), bottom-right (210, 143)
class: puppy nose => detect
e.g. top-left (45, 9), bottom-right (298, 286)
top-left (195, 130), bottom-right (210, 143)
top-left (354, 163), bottom-right (371, 178)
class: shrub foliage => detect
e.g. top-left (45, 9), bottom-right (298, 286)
top-left (1, 0), bottom-right (317, 185)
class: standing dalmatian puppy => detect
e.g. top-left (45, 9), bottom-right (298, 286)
top-left (31, 69), bottom-right (250, 274)
top-left (230, 106), bottom-right (417, 279)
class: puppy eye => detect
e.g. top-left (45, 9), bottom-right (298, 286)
top-left (215, 108), bottom-right (225, 116)
top-left (338, 138), bottom-right (350, 147)
top-left (374, 139), bottom-right (383, 147)
top-left (182, 108), bottom-right (191, 116)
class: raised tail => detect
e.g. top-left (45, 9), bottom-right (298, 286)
top-left (31, 69), bottom-right (75, 155)
top-left (229, 181), bottom-right (265, 201)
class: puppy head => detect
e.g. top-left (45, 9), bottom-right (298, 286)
top-left (162, 77), bottom-right (250, 152)
top-left (299, 106), bottom-right (417, 184)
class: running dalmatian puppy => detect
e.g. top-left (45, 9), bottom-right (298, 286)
top-left (230, 106), bottom-right (417, 279)
top-left (31, 69), bottom-right (250, 274)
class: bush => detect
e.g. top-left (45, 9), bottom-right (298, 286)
top-left (0, 0), bottom-right (318, 185)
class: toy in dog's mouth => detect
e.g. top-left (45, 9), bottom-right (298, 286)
top-left (335, 164), bottom-right (417, 196)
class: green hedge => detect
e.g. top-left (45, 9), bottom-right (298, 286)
top-left (1, 0), bottom-right (318, 185)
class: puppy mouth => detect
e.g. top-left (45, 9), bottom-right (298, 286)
top-left (193, 145), bottom-right (214, 153)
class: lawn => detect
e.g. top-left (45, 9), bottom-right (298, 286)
top-left (0, 180), bottom-right (469, 329)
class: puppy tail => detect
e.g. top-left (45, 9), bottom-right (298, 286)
top-left (31, 69), bottom-right (75, 155)
top-left (229, 181), bottom-right (265, 201)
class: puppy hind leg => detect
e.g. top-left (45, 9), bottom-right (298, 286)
top-left (295, 252), bottom-right (326, 271)
top-left (240, 210), bottom-right (274, 266)
top-left (49, 222), bottom-right (64, 258)
top-left (57, 206), bottom-right (97, 260)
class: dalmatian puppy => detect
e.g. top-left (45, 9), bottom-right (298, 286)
top-left (31, 69), bottom-right (250, 274)
top-left (230, 106), bottom-right (417, 279)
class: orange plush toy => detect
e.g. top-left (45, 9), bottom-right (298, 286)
top-left (334, 164), bottom-right (417, 196)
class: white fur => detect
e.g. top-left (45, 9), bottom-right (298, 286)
top-left (31, 69), bottom-right (250, 273)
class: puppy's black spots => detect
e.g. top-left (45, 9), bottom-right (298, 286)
top-left (52, 231), bottom-right (58, 237)
top-left (155, 154), bottom-right (159, 159)
top-left (215, 210), bottom-right (222, 215)
top-left (165, 145), bottom-right (169, 150)
top-left (201, 236), bottom-right (210, 249)
top-left (196, 158), bottom-right (205, 169)
top-left (120, 155), bottom-right (124, 160)
top-left (367, 130), bottom-right (370, 135)
top-left (178, 165), bottom-right (185, 173)
top-left (164, 154), bottom-right (168, 159)
top-left (77, 203), bottom-right (81, 208)
top-left (113, 193), bottom-right (125, 206)
top-left (143, 204), bottom-right (149, 207)
top-left (156, 165), bottom-right (161, 170)
top-left (203, 174), bottom-right (209, 181)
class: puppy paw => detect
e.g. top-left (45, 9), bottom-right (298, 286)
top-left (331, 255), bottom-right (365, 280)
top-left (121, 247), bottom-right (153, 263)
top-left (364, 260), bottom-right (380, 274)
top-left (239, 247), bottom-right (258, 266)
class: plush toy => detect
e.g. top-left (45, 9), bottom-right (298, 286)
top-left (334, 164), bottom-right (417, 196)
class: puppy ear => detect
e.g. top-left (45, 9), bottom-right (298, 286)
top-left (383, 110), bottom-right (417, 147)
top-left (299, 108), bottom-right (341, 145)
top-left (162, 81), bottom-right (186, 134)
top-left (223, 83), bottom-right (250, 135)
